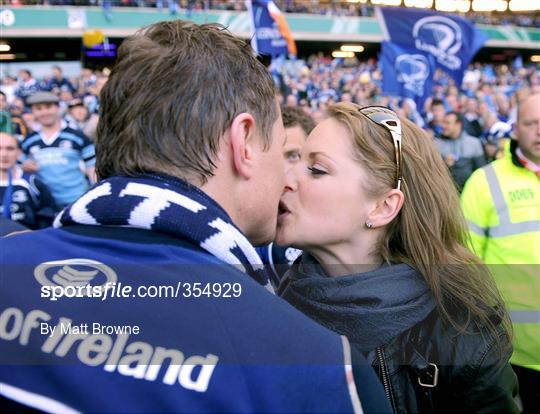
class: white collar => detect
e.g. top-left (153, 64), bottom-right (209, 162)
top-left (39, 120), bottom-right (67, 145)
top-left (0, 166), bottom-right (23, 186)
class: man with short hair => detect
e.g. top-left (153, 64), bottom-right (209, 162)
top-left (79, 67), bottom-right (97, 94)
top-left (0, 21), bottom-right (388, 413)
top-left (461, 92), bottom-right (540, 413)
top-left (21, 91), bottom-right (95, 209)
top-left (64, 98), bottom-right (98, 141)
top-left (258, 106), bottom-right (316, 284)
top-left (45, 65), bottom-right (75, 94)
top-left (0, 132), bottom-right (56, 229)
top-left (282, 105), bottom-right (316, 167)
top-left (16, 69), bottom-right (40, 105)
top-left (0, 91), bottom-right (27, 140)
top-left (463, 97), bottom-right (483, 137)
top-left (436, 111), bottom-right (486, 191)
top-left (427, 98), bottom-right (446, 137)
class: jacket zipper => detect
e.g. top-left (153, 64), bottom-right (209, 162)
top-left (376, 346), bottom-right (397, 413)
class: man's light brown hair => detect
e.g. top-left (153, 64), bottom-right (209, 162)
top-left (281, 106), bottom-right (316, 136)
top-left (96, 20), bottom-right (277, 184)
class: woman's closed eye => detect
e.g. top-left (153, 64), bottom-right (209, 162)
top-left (307, 166), bottom-right (328, 176)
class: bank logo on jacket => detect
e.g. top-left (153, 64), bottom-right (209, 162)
top-left (34, 258), bottom-right (117, 289)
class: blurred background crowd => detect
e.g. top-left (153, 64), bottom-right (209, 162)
top-left (2, 56), bottom-right (537, 215)
top-left (1, 0), bottom-right (539, 26)
top-left (0, 3), bottom-right (537, 246)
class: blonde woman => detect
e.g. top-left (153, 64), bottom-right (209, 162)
top-left (276, 103), bottom-right (519, 413)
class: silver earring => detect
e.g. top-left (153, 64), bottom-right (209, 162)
top-left (365, 221), bottom-right (373, 229)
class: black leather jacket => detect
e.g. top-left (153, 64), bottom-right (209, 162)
top-left (280, 258), bottom-right (519, 413)
top-left (361, 309), bottom-right (519, 414)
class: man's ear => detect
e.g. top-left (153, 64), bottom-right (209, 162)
top-left (229, 113), bottom-right (257, 180)
top-left (368, 189), bottom-right (404, 228)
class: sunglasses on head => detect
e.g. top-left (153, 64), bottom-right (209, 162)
top-left (358, 105), bottom-right (403, 191)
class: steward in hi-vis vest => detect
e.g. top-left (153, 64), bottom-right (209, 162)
top-left (461, 92), bottom-right (540, 412)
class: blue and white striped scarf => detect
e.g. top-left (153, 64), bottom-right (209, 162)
top-left (54, 173), bottom-right (273, 292)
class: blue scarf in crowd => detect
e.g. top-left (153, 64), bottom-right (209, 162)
top-left (2, 169), bottom-right (13, 219)
top-left (54, 173), bottom-right (273, 292)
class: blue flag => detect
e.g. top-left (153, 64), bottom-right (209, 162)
top-left (377, 7), bottom-right (488, 85)
top-left (513, 55), bottom-right (523, 70)
top-left (380, 42), bottom-right (435, 110)
top-left (248, 0), bottom-right (297, 57)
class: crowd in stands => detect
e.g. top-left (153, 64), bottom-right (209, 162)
top-left (274, 54), bottom-right (538, 189)
top-left (0, 65), bottom-right (102, 229)
top-left (0, 55), bottom-right (538, 228)
top-left (1, 65), bottom-right (105, 142)
top-left (5, 0), bottom-right (540, 28)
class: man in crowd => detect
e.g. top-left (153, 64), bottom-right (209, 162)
top-left (0, 75), bottom-right (18, 106)
top-left (45, 65), bottom-right (75, 94)
top-left (64, 98), bottom-right (99, 141)
top-left (83, 74), bottom-right (108, 115)
top-left (282, 105), bottom-right (316, 167)
top-left (427, 98), bottom-right (446, 137)
top-left (0, 93), bottom-right (11, 134)
top-left (0, 92), bottom-right (27, 140)
top-left (481, 111), bottom-right (513, 162)
top-left (436, 111), bottom-right (486, 191)
top-left (258, 106), bottom-right (316, 285)
top-left (0, 21), bottom-right (388, 413)
top-left (78, 67), bottom-right (97, 95)
top-left (462, 97), bottom-right (483, 138)
top-left (461, 92), bottom-right (540, 413)
top-left (16, 69), bottom-right (40, 105)
top-left (0, 132), bottom-right (56, 229)
top-left (21, 91), bottom-right (95, 209)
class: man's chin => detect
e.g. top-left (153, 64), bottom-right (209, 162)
top-left (38, 118), bottom-right (56, 127)
top-left (248, 230), bottom-right (275, 247)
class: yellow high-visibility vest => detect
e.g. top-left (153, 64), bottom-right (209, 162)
top-left (461, 156), bottom-right (540, 371)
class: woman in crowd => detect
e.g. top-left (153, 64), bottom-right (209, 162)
top-left (276, 102), bottom-right (518, 413)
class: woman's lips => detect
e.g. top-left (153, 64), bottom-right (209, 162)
top-left (278, 200), bottom-right (291, 220)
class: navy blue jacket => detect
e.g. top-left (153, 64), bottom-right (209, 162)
top-left (0, 225), bottom-right (389, 413)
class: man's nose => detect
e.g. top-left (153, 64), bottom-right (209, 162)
top-left (283, 163), bottom-right (300, 192)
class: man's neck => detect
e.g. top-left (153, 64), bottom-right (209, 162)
top-left (451, 130), bottom-right (462, 140)
top-left (518, 147), bottom-right (540, 166)
top-left (0, 166), bottom-right (17, 181)
top-left (41, 121), bottom-right (62, 139)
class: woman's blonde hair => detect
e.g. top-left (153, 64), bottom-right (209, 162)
top-left (326, 102), bottom-right (510, 346)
